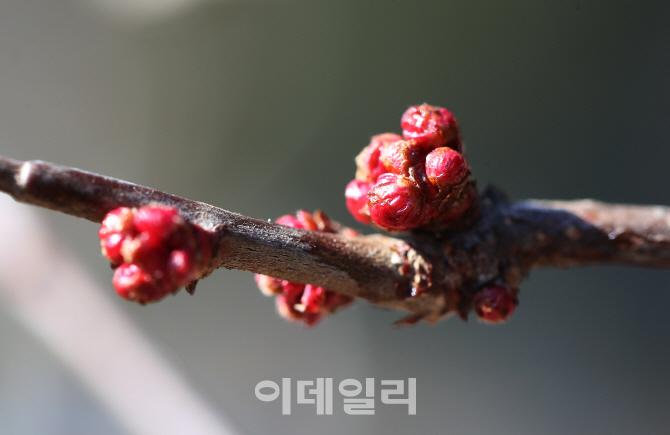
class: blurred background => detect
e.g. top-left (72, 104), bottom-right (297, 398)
top-left (1, 1), bottom-right (669, 434)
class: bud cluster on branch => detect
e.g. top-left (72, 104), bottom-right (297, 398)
top-left (1, 103), bottom-right (669, 326)
top-left (346, 104), bottom-right (476, 232)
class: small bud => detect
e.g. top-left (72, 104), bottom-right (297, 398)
top-left (276, 210), bottom-right (318, 231)
top-left (401, 104), bottom-right (461, 151)
top-left (168, 249), bottom-right (193, 282)
top-left (295, 210), bottom-right (318, 231)
top-left (255, 210), bottom-right (357, 326)
top-left (99, 207), bottom-right (135, 238)
top-left (301, 284), bottom-right (326, 314)
top-left (347, 104), bottom-right (475, 231)
top-left (99, 207), bottom-right (135, 264)
top-left (99, 205), bottom-right (212, 304)
top-left (275, 214), bottom-right (304, 229)
top-left (472, 285), bottom-right (518, 324)
top-left (368, 174), bottom-right (425, 231)
top-left (379, 139), bottom-right (422, 176)
top-left (133, 205), bottom-right (181, 247)
top-left (276, 295), bottom-right (305, 322)
top-left (355, 133), bottom-right (403, 182)
top-left (255, 274), bottom-right (283, 296)
top-left (345, 179), bottom-right (373, 224)
top-left (312, 210), bottom-right (340, 233)
top-left (281, 280), bottom-right (306, 302)
top-left (112, 263), bottom-right (162, 305)
top-left (425, 147), bottom-right (467, 189)
top-left (100, 233), bottom-right (125, 266)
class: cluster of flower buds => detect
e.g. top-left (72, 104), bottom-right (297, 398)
top-left (99, 205), bottom-right (212, 304)
top-left (94, 104), bottom-right (519, 326)
top-left (254, 210), bottom-right (355, 326)
top-left (472, 285), bottom-right (518, 324)
top-left (345, 104), bottom-right (476, 232)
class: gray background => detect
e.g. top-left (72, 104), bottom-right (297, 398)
top-left (1, 1), bottom-right (669, 434)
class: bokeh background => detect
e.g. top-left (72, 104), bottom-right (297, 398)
top-left (1, 1), bottom-right (669, 434)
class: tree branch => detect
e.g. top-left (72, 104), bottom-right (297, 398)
top-left (2, 156), bottom-right (669, 323)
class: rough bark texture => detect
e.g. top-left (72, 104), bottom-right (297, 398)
top-left (2, 156), bottom-right (669, 323)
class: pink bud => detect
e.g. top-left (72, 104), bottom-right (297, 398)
top-left (99, 207), bottom-right (136, 264)
top-left (275, 295), bottom-right (304, 322)
top-left (100, 205), bottom-right (211, 304)
top-left (379, 139), bottom-right (421, 176)
top-left (255, 274), bottom-right (284, 296)
top-left (133, 205), bottom-right (181, 247)
top-left (425, 147), bottom-right (467, 189)
top-left (401, 104), bottom-right (461, 151)
top-left (281, 280), bottom-right (306, 303)
top-left (101, 233), bottom-right (125, 265)
top-left (301, 284), bottom-right (326, 314)
top-left (295, 210), bottom-right (318, 231)
top-left (355, 133), bottom-right (403, 182)
top-left (368, 174), bottom-right (425, 231)
top-left (168, 249), bottom-right (194, 284)
top-left (113, 263), bottom-right (163, 304)
top-left (275, 214), bottom-right (302, 229)
top-left (276, 210), bottom-right (317, 231)
top-left (98, 207), bottom-right (135, 238)
top-left (472, 285), bottom-right (518, 323)
top-left (345, 179), bottom-right (373, 224)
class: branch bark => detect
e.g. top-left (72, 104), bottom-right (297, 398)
top-left (2, 156), bottom-right (669, 323)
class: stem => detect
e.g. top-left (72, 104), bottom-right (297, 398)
top-left (0, 157), bottom-right (411, 310)
top-left (2, 156), bottom-right (669, 323)
top-left (518, 200), bottom-right (670, 268)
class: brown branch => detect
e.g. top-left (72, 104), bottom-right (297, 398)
top-left (2, 156), bottom-right (669, 323)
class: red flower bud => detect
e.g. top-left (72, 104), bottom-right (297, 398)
top-left (112, 263), bottom-right (163, 304)
top-left (355, 133), bottom-right (403, 182)
top-left (311, 210), bottom-right (340, 233)
top-left (168, 249), bottom-right (194, 283)
top-left (345, 179), bottom-right (373, 224)
top-left (347, 104), bottom-right (475, 231)
top-left (275, 295), bottom-right (305, 322)
top-left (255, 210), bottom-right (357, 326)
top-left (401, 104), bottom-right (461, 151)
top-left (276, 210), bottom-right (319, 231)
top-left (281, 280), bottom-right (306, 302)
top-left (99, 205), bottom-right (211, 304)
top-left (301, 284), bottom-right (326, 314)
top-left (368, 174), bottom-right (425, 231)
top-left (472, 285), bottom-right (518, 323)
top-left (133, 205), bottom-right (181, 247)
top-left (275, 214), bottom-right (304, 229)
top-left (425, 147), bottom-right (467, 189)
top-left (99, 207), bottom-right (135, 265)
top-left (255, 274), bottom-right (283, 296)
top-left (379, 139), bottom-right (422, 176)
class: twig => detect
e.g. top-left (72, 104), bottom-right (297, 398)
top-left (2, 156), bottom-right (669, 323)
